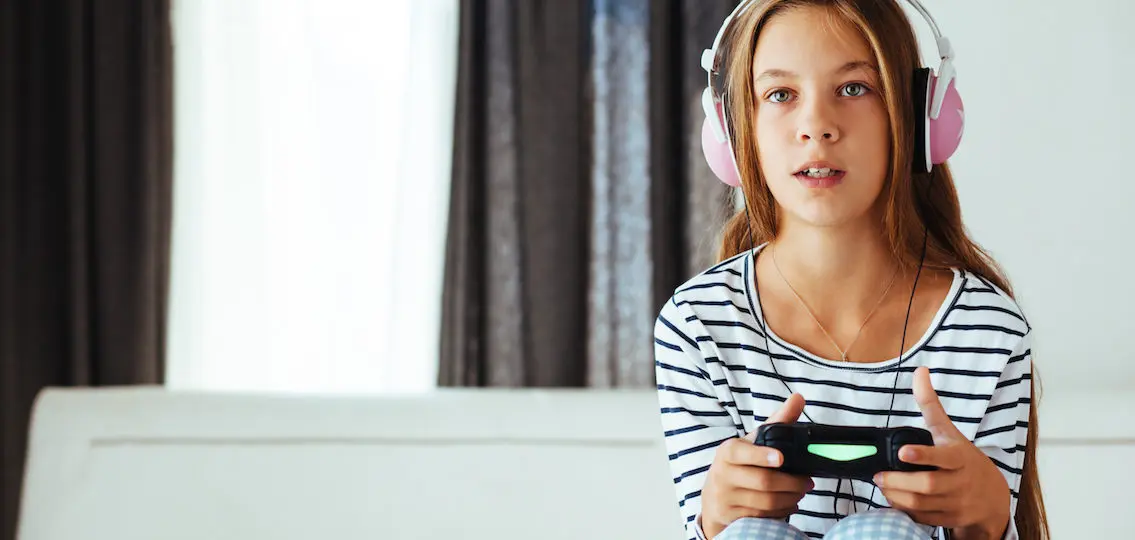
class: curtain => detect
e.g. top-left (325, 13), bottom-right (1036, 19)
top-left (439, 0), bottom-right (739, 388)
top-left (0, 0), bottom-right (173, 538)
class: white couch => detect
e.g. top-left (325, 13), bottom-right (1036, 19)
top-left (14, 386), bottom-right (1134, 539)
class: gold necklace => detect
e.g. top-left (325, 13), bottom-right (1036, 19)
top-left (770, 246), bottom-right (900, 362)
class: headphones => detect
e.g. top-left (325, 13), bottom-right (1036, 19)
top-left (699, 0), bottom-right (964, 187)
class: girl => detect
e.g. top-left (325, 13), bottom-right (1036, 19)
top-left (653, 1), bottom-right (1048, 539)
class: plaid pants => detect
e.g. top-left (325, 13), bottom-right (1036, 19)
top-left (717, 509), bottom-right (931, 540)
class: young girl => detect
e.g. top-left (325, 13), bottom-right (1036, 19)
top-left (653, 1), bottom-right (1048, 539)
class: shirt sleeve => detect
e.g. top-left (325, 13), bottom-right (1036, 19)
top-left (654, 297), bottom-right (743, 540)
top-left (969, 330), bottom-right (1035, 540)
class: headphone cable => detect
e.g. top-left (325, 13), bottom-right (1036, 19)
top-left (745, 201), bottom-right (929, 523)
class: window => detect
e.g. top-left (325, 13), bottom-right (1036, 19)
top-left (167, 0), bottom-right (459, 393)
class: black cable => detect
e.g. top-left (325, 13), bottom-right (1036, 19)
top-left (867, 223), bottom-right (929, 508)
top-left (745, 199), bottom-right (929, 523)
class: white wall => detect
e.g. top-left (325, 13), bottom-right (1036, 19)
top-left (907, 0), bottom-right (1135, 394)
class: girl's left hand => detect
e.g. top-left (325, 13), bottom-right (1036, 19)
top-left (873, 367), bottom-right (1011, 540)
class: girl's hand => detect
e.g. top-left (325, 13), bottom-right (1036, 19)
top-left (700, 394), bottom-right (815, 539)
top-left (873, 367), bottom-right (1011, 540)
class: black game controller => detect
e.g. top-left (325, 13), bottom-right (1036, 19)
top-left (754, 422), bottom-right (937, 481)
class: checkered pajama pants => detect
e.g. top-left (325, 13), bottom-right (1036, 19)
top-left (717, 509), bottom-right (931, 540)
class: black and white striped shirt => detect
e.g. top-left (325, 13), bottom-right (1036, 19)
top-left (654, 245), bottom-right (1030, 540)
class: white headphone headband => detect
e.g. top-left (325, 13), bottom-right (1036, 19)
top-left (700, 0), bottom-right (957, 144)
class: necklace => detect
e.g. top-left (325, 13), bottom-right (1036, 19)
top-left (770, 246), bottom-right (900, 362)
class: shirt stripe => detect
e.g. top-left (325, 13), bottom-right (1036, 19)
top-left (654, 247), bottom-right (1033, 540)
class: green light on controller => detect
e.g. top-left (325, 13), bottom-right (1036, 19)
top-left (807, 444), bottom-right (878, 461)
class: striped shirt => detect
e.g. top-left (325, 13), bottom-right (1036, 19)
top-left (654, 245), bottom-right (1031, 540)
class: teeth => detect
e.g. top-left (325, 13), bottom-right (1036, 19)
top-left (801, 167), bottom-right (836, 178)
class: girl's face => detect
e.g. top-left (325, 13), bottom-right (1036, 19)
top-left (751, 6), bottom-right (891, 229)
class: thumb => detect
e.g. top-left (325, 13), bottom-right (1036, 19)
top-left (912, 366), bottom-right (961, 442)
top-left (767, 393), bottom-right (806, 424)
top-left (744, 393), bottom-right (806, 442)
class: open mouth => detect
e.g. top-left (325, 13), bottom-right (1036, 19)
top-left (792, 164), bottom-right (846, 187)
top-left (794, 167), bottom-right (844, 179)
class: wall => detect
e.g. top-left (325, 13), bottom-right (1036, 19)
top-left (908, 0), bottom-right (1134, 393)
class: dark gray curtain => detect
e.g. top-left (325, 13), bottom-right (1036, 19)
top-left (439, 0), bottom-right (739, 388)
top-left (0, 1), bottom-right (173, 538)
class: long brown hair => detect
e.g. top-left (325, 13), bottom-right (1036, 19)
top-left (713, 1), bottom-right (1048, 538)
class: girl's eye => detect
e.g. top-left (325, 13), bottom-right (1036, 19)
top-left (768, 90), bottom-right (793, 103)
top-left (840, 82), bottom-right (869, 97)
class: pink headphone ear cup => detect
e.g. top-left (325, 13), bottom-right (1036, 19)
top-left (928, 76), bottom-right (964, 165)
top-left (701, 115), bottom-right (741, 187)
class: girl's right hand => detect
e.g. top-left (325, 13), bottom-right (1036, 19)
top-left (699, 393), bottom-right (814, 539)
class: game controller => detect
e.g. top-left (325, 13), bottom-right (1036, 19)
top-left (754, 422), bottom-right (937, 480)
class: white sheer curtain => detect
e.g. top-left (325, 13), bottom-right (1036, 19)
top-left (167, 0), bottom-right (459, 393)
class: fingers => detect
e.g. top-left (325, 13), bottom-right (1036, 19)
top-left (722, 437), bottom-right (784, 468)
top-left (880, 487), bottom-right (953, 513)
top-left (719, 503), bottom-right (800, 522)
top-left (765, 393), bottom-right (806, 425)
top-left (912, 367), bottom-right (962, 442)
top-left (730, 465), bottom-right (814, 494)
top-left (874, 469), bottom-right (962, 496)
top-left (897, 442), bottom-right (966, 470)
top-left (724, 488), bottom-right (808, 519)
top-left (740, 393), bottom-right (805, 447)
top-left (881, 487), bottom-right (959, 527)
